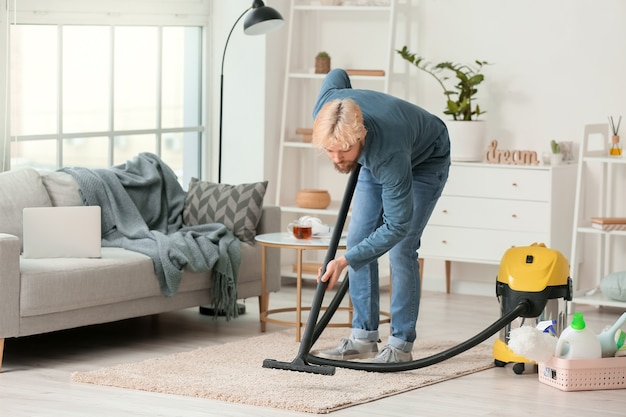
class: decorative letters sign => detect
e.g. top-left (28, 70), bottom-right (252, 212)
top-left (485, 140), bottom-right (539, 165)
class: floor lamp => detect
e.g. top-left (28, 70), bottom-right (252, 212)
top-left (217, 0), bottom-right (285, 183)
top-left (201, 1), bottom-right (284, 317)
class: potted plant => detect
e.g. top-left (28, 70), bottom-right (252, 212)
top-left (396, 46), bottom-right (491, 161)
top-left (550, 140), bottom-right (563, 165)
top-left (315, 51), bottom-right (331, 74)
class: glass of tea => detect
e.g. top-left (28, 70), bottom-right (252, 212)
top-left (287, 219), bottom-right (313, 239)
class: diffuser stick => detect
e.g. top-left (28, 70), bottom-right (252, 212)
top-left (609, 115), bottom-right (622, 135)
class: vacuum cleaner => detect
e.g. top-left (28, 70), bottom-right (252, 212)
top-left (263, 165), bottom-right (570, 375)
top-left (493, 243), bottom-right (572, 374)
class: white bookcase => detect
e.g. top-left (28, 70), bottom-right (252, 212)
top-left (274, 0), bottom-right (397, 216)
top-left (419, 161), bottom-right (578, 293)
top-left (569, 124), bottom-right (626, 308)
top-left (273, 0), bottom-right (399, 276)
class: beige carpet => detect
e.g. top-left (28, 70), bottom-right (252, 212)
top-left (71, 325), bottom-right (494, 414)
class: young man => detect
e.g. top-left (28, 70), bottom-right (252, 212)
top-left (311, 68), bottom-right (450, 363)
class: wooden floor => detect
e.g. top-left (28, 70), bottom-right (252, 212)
top-left (2, 278), bottom-right (626, 417)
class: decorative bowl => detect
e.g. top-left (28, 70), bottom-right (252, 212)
top-left (295, 189), bottom-right (331, 209)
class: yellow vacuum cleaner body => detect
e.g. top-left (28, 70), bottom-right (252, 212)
top-left (493, 243), bottom-right (572, 374)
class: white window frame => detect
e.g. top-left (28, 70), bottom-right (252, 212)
top-left (1, 0), bottom-right (212, 186)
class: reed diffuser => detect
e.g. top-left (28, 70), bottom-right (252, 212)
top-left (609, 115), bottom-right (622, 156)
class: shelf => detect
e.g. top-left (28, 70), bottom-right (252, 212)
top-left (576, 226), bottom-right (626, 237)
top-left (280, 203), bottom-right (352, 217)
top-left (572, 290), bottom-right (626, 309)
top-left (288, 72), bottom-right (326, 79)
top-left (284, 141), bottom-right (314, 148)
top-left (288, 72), bottom-right (387, 81)
top-left (294, 5), bottom-right (392, 13)
top-left (583, 156), bottom-right (626, 164)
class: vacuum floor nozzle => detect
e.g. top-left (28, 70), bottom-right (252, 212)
top-left (262, 358), bottom-right (336, 376)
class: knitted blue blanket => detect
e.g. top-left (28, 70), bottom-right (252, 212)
top-left (61, 153), bottom-right (241, 319)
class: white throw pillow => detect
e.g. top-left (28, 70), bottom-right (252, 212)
top-left (42, 171), bottom-right (84, 207)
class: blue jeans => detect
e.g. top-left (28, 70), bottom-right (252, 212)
top-left (348, 144), bottom-right (449, 351)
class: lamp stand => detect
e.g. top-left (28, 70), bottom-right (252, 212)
top-left (200, 1), bottom-right (284, 318)
top-left (217, 8), bottom-right (250, 184)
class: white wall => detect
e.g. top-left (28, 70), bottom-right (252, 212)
top-left (396, 0), bottom-right (626, 294)
top-left (401, 0), bottom-right (626, 154)
top-left (211, 1), bottom-right (284, 186)
top-left (262, 0), bottom-right (626, 295)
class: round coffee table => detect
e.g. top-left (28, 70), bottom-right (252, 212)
top-left (255, 232), bottom-right (390, 341)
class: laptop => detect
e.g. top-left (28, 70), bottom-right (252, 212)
top-left (22, 206), bottom-right (102, 258)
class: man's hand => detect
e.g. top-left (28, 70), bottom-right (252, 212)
top-left (317, 256), bottom-right (349, 290)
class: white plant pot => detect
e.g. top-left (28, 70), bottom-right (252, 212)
top-left (445, 120), bottom-right (487, 162)
top-left (550, 153), bottom-right (563, 166)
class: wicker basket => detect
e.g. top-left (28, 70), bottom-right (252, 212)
top-left (538, 356), bottom-right (626, 391)
top-left (295, 189), bottom-right (331, 209)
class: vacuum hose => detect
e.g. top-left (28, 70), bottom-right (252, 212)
top-left (306, 290), bottom-right (531, 373)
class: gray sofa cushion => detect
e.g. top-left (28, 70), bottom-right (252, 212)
top-left (183, 178), bottom-right (268, 243)
top-left (0, 168), bottom-right (52, 247)
top-left (19, 247), bottom-right (157, 316)
top-left (19, 244), bottom-right (262, 317)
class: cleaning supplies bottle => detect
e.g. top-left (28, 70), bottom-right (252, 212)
top-left (597, 312), bottom-right (626, 357)
top-left (555, 312), bottom-right (602, 359)
top-left (615, 330), bottom-right (626, 357)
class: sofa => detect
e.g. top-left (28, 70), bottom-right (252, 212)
top-left (0, 161), bottom-right (281, 370)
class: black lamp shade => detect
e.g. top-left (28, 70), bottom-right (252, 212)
top-left (244, 1), bottom-right (285, 35)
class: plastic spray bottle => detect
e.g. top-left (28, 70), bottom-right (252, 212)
top-left (555, 312), bottom-right (602, 359)
top-left (597, 312), bottom-right (626, 357)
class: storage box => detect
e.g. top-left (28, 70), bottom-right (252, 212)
top-left (590, 217), bottom-right (626, 231)
top-left (538, 356), bottom-right (626, 391)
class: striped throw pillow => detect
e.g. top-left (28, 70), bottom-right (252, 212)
top-left (183, 178), bottom-right (268, 243)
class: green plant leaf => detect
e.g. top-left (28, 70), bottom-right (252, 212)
top-left (396, 47), bottom-right (491, 121)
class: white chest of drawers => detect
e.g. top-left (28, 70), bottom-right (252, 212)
top-left (419, 162), bottom-right (577, 292)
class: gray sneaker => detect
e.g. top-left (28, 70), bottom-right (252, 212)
top-left (316, 336), bottom-right (378, 360)
top-left (371, 344), bottom-right (413, 363)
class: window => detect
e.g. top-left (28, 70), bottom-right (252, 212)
top-left (9, 24), bottom-right (203, 185)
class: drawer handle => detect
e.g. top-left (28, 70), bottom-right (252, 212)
top-left (442, 209), bottom-right (448, 214)
top-left (512, 182), bottom-right (518, 187)
top-left (511, 214), bottom-right (518, 218)
top-left (441, 240), bottom-right (448, 244)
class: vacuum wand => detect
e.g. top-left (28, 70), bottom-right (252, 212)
top-left (262, 165), bottom-right (362, 376)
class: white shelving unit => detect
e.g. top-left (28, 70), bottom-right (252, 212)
top-left (273, 0), bottom-right (399, 278)
top-left (274, 0), bottom-right (397, 216)
top-left (570, 123), bottom-right (626, 308)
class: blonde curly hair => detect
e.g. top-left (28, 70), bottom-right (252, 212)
top-left (312, 99), bottom-right (366, 150)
